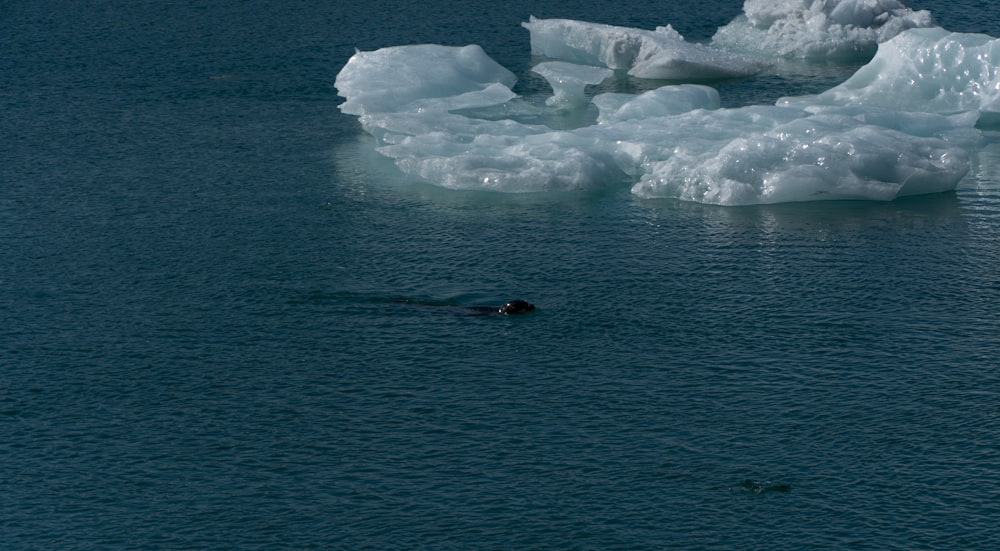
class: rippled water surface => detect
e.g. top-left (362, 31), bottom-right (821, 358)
top-left (3, 1), bottom-right (999, 549)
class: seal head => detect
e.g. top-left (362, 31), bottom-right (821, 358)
top-left (498, 299), bottom-right (535, 314)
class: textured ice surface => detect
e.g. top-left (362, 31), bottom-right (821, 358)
top-left (712, 0), bottom-right (936, 60)
top-left (626, 105), bottom-right (971, 204)
top-left (593, 85), bottom-right (720, 123)
top-left (336, 18), bottom-right (983, 204)
top-left (523, 16), bottom-right (761, 80)
top-left (779, 28), bottom-right (1000, 121)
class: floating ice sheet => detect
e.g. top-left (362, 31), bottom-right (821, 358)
top-left (712, 0), bottom-right (936, 60)
top-left (523, 16), bottom-right (762, 80)
top-left (335, 17), bottom-right (983, 205)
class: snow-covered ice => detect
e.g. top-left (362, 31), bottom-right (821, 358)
top-left (712, 0), bottom-right (936, 60)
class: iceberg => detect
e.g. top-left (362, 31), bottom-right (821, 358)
top-left (523, 16), bottom-right (762, 80)
top-left (335, 42), bottom-right (973, 202)
top-left (712, 0), bottom-right (936, 60)
top-left (335, 15), bottom-right (984, 204)
top-left (779, 27), bottom-right (1000, 122)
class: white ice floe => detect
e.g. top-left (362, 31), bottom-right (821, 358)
top-left (712, 0), bottom-right (936, 60)
top-left (779, 27), bottom-right (1000, 122)
top-left (522, 16), bottom-right (762, 80)
top-left (336, 14), bottom-right (988, 204)
top-left (336, 42), bottom-right (974, 202)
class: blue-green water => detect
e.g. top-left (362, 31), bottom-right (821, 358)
top-left (3, 1), bottom-right (999, 548)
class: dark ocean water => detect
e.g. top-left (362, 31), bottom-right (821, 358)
top-left (3, 1), bottom-right (1000, 549)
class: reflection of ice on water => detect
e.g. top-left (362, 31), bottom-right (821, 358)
top-left (959, 137), bottom-right (1000, 240)
top-left (968, 136), bottom-right (1000, 189)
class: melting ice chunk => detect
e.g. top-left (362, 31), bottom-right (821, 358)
top-left (712, 0), bottom-right (936, 60)
top-left (531, 61), bottom-right (613, 108)
top-left (780, 27), bottom-right (1000, 122)
top-left (334, 44), bottom-right (517, 116)
top-left (522, 16), bottom-right (762, 80)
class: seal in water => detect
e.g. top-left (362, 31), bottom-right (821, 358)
top-left (499, 299), bottom-right (535, 314)
top-left (395, 298), bottom-right (535, 315)
top-left (738, 480), bottom-right (791, 494)
top-left (468, 299), bottom-right (536, 315)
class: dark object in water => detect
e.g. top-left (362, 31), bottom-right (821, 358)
top-left (498, 299), bottom-right (535, 314)
top-left (397, 298), bottom-right (536, 316)
top-left (468, 299), bottom-right (536, 315)
top-left (739, 480), bottom-right (791, 494)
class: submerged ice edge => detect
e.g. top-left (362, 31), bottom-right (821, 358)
top-left (335, 17), bottom-right (996, 205)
